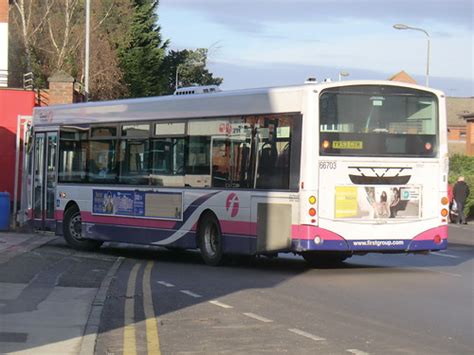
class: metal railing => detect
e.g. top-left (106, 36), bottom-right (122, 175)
top-left (0, 69), bottom-right (7, 87)
top-left (23, 72), bottom-right (34, 90)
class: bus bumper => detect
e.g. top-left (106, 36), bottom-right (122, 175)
top-left (292, 225), bottom-right (448, 253)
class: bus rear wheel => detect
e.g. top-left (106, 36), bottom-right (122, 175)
top-left (63, 206), bottom-right (102, 251)
top-left (302, 252), bottom-right (349, 267)
top-left (198, 213), bottom-right (224, 266)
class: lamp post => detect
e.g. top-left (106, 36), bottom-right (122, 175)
top-left (175, 64), bottom-right (184, 90)
top-left (338, 71), bottom-right (349, 81)
top-left (84, 0), bottom-right (90, 101)
top-left (393, 23), bottom-right (431, 87)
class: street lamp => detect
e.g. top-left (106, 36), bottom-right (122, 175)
top-left (339, 71), bottom-right (349, 81)
top-left (84, 0), bottom-right (91, 101)
top-left (393, 23), bottom-right (431, 87)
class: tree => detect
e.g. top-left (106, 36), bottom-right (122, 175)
top-left (8, 0), bottom-right (54, 87)
top-left (84, 0), bottom-right (133, 100)
top-left (161, 48), bottom-right (223, 95)
top-left (9, 0), bottom-right (132, 99)
top-left (118, 0), bottom-right (168, 97)
top-left (9, 0), bottom-right (224, 99)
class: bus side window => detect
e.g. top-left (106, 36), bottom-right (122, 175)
top-left (254, 118), bottom-right (292, 190)
top-left (88, 140), bottom-right (118, 183)
top-left (119, 139), bottom-right (149, 185)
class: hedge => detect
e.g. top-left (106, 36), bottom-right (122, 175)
top-left (449, 154), bottom-right (474, 218)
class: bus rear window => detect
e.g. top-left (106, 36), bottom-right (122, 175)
top-left (319, 85), bottom-right (438, 157)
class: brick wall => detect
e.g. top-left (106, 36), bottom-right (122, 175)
top-left (466, 120), bottom-right (474, 156)
top-left (0, 0), bottom-right (8, 23)
top-left (48, 82), bottom-right (74, 105)
top-left (47, 71), bottom-right (75, 105)
top-left (448, 127), bottom-right (466, 141)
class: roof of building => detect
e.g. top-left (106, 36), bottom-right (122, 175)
top-left (446, 97), bottom-right (474, 127)
top-left (388, 71), bottom-right (417, 84)
top-left (463, 112), bottom-right (474, 122)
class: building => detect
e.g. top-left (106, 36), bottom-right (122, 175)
top-left (389, 70), bottom-right (473, 156)
top-left (0, 0), bottom-right (8, 87)
top-left (389, 70), bottom-right (418, 84)
top-left (447, 97), bottom-right (474, 156)
top-left (464, 113), bottom-right (474, 156)
top-left (0, 88), bottom-right (35, 198)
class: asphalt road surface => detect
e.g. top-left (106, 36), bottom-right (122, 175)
top-left (0, 224), bottom-right (472, 354)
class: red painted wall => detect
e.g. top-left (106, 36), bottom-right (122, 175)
top-left (0, 89), bottom-right (35, 199)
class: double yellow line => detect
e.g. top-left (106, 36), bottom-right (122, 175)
top-left (124, 261), bottom-right (161, 355)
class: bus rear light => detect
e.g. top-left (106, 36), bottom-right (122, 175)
top-left (311, 219), bottom-right (316, 223)
top-left (309, 208), bottom-right (316, 217)
top-left (440, 208), bottom-right (448, 217)
top-left (441, 197), bottom-right (449, 205)
top-left (314, 236), bottom-right (323, 245)
top-left (433, 234), bottom-right (442, 244)
top-left (322, 140), bottom-right (330, 149)
top-left (308, 196), bottom-right (316, 204)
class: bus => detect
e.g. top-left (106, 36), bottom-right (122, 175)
top-left (23, 80), bottom-right (449, 266)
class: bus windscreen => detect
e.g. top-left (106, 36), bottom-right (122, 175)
top-left (319, 85), bottom-right (438, 157)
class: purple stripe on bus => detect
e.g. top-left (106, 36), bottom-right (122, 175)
top-left (172, 191), bottom-right (221, 230)
top-left (292, 239), bottom-right (350, 252)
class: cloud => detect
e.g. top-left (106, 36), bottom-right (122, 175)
top-left (208, 60), bottom-right (474, 96)
top-left (161, 0), bottom-right (473, 32)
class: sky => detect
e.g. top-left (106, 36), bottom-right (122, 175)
top-left (158, 0), bottom-right (473, 97)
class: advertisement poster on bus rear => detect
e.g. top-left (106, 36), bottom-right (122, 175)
top-left (335, 186), bottom-right (420, 219)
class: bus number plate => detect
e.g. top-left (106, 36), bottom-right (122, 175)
top-left (319, 161), bottom-right (337, 169)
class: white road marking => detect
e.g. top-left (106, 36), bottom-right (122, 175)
top-left (209, 300), bottom-right (233, 309)
top-left (157, 281), bottom-right (175, 287)
top-left (347, 349), bottom-right (370, 355)
top-left (408, 267), bottom-right (462, 278)
top-left (288, 328), bottom-right (325, 341)
top-left (180, 290), bottom-right (202, 298)
top-left (243, 312), bottom-right (273, 323)
top-left (426, 269), bottom-right (462, 277)
top-left (431, 251), bottom-right (460, 259)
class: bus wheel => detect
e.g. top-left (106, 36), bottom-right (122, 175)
top-left (198, 213), bottom-right (224, 266)
top-left (302, 252), bottom-right (349, 267)
top-left (63, 206), bottom-right (102, 251)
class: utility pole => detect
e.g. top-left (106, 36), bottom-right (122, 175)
top-left (84, 0), bottom-right (91, 101)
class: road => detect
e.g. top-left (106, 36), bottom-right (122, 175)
top-left (0, 224), bottom-right (472, 354)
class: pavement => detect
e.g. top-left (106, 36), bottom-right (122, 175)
top-left (0, 231), bottom-right (121, 355)
top-left (447, 221), bottom-right (474, 245)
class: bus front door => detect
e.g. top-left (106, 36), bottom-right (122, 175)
top-left (32, 131), bottom-right (58, 230)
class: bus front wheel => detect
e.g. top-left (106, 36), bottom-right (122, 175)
top-left (63, 206), bottom-right (103, 251)
top-left (198, 213), bottom-right (224, 266)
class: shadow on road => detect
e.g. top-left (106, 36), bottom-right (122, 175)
top-left (1, 230), bottom-right (472, 353)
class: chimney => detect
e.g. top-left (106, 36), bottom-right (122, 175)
top-left (0, 0), bottom-right (8, 87)
top-left (47, 71), bottom-right (76, 105)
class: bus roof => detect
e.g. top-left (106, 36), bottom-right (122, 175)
top-left (33, 80), bottom-right (444, 127)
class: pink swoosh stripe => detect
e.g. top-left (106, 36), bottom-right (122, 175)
top-left (410, 225), bottom-right (448, 241)
top-left (81, 211), bottom-right (176, 229)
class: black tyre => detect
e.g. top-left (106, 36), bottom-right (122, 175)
top-left (63, 206), bottom-right (102, 251)
top-left (302, 252), bottom-right (349, 267)
top-left (198, 213), bottom-right (224, 266)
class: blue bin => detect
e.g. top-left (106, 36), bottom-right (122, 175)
top-left (0, 192), bottom-right (11, 231)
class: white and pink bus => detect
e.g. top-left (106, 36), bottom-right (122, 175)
top-left (24, 80), bottom-right (449, 265)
